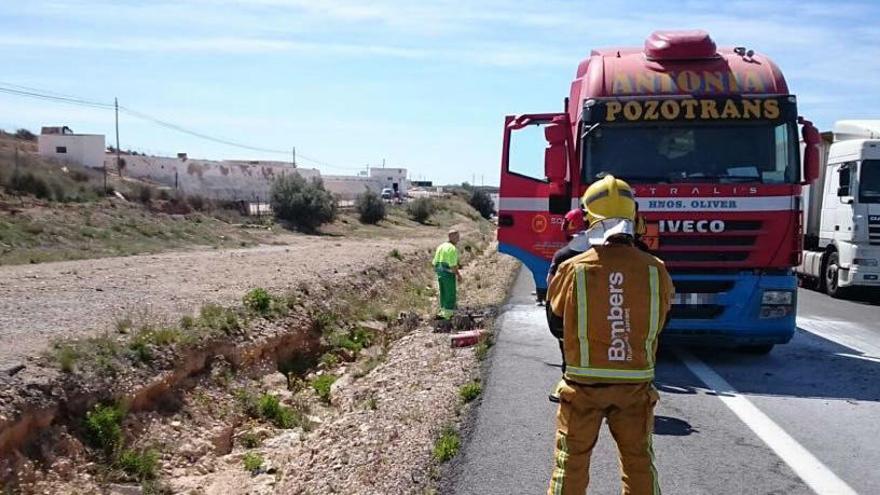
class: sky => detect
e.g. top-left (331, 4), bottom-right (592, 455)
top-left (1, 0), bottom-right (878, 185)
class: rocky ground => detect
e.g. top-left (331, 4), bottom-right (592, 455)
top-left (15, 241), bottom-right (519, 495)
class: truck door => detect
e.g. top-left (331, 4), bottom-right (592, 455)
top-left (497, 113), bottom-right (574, 292)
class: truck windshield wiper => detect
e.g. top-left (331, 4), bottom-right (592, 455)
top-left (617, 176), bottom-right (671, 183)
top-left (679, 175), bottom-right (763, 183)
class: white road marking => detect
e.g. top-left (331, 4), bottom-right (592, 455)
top-left (797, 316), bottom-right (880, 357)
top-left (675, 348), bottom-right (859, 495)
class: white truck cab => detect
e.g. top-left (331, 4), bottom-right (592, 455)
top-left (798, 120), bottom-right (880, 297)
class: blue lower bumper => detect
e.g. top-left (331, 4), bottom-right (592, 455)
top-left (663, 272), bottom-right (796, 346)
top-left (499, 242), bottom-right (795, 347)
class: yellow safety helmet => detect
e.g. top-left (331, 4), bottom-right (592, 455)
top-left (581, 175), bottom-right (636, 226)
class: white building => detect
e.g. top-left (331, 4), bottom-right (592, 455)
top-left (369, 167), bottom-right (408, 195)
top-left (37, 126), bottom-right (105, 169)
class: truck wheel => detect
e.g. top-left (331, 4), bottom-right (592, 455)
top-left (739, 344), bottom-right (774, 354)
top-left (824, 252), bottom-right (847, 298)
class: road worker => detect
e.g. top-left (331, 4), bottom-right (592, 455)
top-left (433, 229), bottom-right (462, 320)
top-left (546, 175), bottom-right (674, 495)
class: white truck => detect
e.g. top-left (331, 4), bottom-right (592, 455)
top-left (797, 120), bottom-right (880, 297)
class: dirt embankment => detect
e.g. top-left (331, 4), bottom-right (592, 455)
top-left (4, 235), bottom-right (519, 494)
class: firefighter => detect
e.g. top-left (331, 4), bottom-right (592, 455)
top-left (546, 208), bottom-right (588, 402)
top-left (433, 229), bottom-right (462, 320)
top-left (562, 207), bottom-right (587, 240)
top-left (546, 175), bottom-right (674, 495)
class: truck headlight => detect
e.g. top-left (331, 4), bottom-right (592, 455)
top-left (761, 290), bottom-right (793, 305)
top-left (853, 258), bottom-right (878, 266)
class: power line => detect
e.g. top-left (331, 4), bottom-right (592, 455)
top-left (0, 81), bottom-right (364, 171)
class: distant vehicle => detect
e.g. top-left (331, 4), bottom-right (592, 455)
top-left (380, 188), bottom-right (393, 199)
top-left (797, 120), bottom-right (880, 298)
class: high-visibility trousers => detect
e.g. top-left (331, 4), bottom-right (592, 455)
top-left (437, 272), bottom-right (457, 319)
top-left (548, 381), bottom-right (660, 495)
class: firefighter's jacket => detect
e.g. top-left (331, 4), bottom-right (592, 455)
top-left (548, 244), bottom-right (674, 384)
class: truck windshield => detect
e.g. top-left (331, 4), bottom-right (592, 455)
top-left (860, 160), bottom-right (880, 203)
top-left (583, 122), bottom-right (799, 184)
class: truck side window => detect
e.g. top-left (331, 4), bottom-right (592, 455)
top-left (837, 164), bottom-right (852, 196)
top-left (508, 123), bottom-right (548, 182)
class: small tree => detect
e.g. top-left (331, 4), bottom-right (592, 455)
top-left (356, 189), bottom-right (386, 224)
top-left (407, 197), bottom-right (435, 224)
top-left (270, 174), bottom-right (337, 232)
top-left (14, 129), bottom-right (36, 141)
top-left (469, 189), bottom-right (495, 219)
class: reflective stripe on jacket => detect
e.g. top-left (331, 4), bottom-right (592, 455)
top-left (548, 244), bottom-right (674, 384)
top-left (432, 242), bottom-right (459, 274)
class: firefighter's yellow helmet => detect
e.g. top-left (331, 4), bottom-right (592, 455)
top-left (581, 175), bottom-right (636, 226)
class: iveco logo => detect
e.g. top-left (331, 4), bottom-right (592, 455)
top-left (659, 220), bottom-right (726, 233)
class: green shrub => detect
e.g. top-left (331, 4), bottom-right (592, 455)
top-left (240, 431), bottom-right (262, 449)
top-left (388, 248), bottom-right (402, 260)
top-left (474, 334), bottom-right (493, 361)
top-left (311, 374), bottom-right (337, 404)
top-left (199, 304), bottom-right (241, 334)
top-left (257, 393), bottom-right (300, 429)
top-left (118, 448), bottom-right (160, 480)
top-left (84, 403), bottom-right (125, 456)
top-left (468, 189), bottom-right (495, 219)
top-left (243, 452), bottom-right (263, 474)
top-left (243, 288), bottom-right (272, 315)
top-left (69, 169), bottom-right (91, 183)
top-left (136, 184), bottom-right (153, 203)
top-left (187, 194), bottom-right (209, 211)
top-left (320, 352), bottom-right (339, 368)
top-left (459, 380), bottom-right (482, 403)
top-left (356, 189), bottom-right (386, 224)
top-left (129, 338), bottom-right (153, 363)
top-left (54, 344), bottom-right (79, 373)
top-left (432, 426), bottom-right (461, 462)
top-left (10, 171), bottom-right (51, 199)
top-left (270, 174), bottom-right (337, 232)
top-left (407, 197), bottom-right (435, 224)
top-left (14, 128), bottom-right (36, 141)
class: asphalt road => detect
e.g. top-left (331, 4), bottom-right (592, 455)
top-left (446, 269), bottom-right (880, 495)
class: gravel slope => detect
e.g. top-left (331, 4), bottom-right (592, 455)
top-left (0, 235), bottom-right (437, 369)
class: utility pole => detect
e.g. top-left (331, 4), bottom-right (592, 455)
top-left (113, 97), bottom-right (121, 188)
top-left (382, 158), bottom-right (385, 168)
top-left (292, 146), bottom-right (296, 168)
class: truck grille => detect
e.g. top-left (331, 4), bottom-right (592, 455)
top-left (870, 215), bottom-right (880, 246)
top-left (668, 276), bottom-right (732, 320)
top-left (658, 221), bottom-right (762, 263)
top-left (669, 305), bottom-right (724, 319)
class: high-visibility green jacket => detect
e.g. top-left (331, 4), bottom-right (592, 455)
top-left (432, 242), bottom-right (459, 275)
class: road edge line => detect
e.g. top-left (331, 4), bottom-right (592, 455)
top-left (674, 348), bottom-right (859, 495)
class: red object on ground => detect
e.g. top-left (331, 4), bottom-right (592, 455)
top-left (451, 329), bottom-right (485, 348)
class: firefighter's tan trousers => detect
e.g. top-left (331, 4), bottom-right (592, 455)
top-left (548, 381), bottom-right (660, 495)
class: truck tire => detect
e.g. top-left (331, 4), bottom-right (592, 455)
top-left (739, 344), bottom-right (774, 354)
top-left (824, 251), bottom-right (848, 298)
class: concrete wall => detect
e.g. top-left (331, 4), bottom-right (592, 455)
top-left (322, 175), bottom-right (383, 200)
top-left (105, 154), bottom-right (406, 202)
top-left (38, 134), bottom-right (105, 168)
top-left (110, 154), bottom-right (321, 201)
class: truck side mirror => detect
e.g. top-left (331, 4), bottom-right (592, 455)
top-left (544, 123), bottom-right (568, 195)
top-left (837, 186), bottom-right (848, 197)
top-left (799, 117), bottom-right (820, 183)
